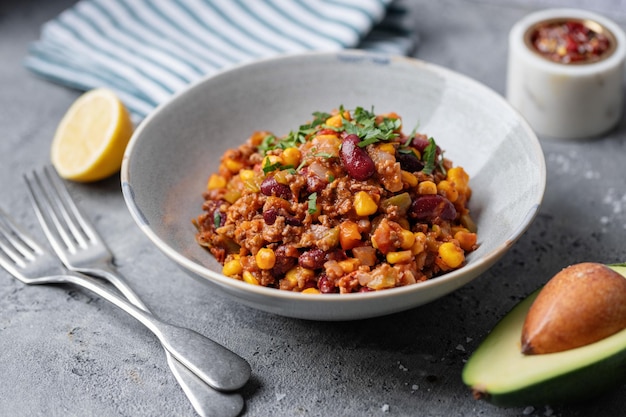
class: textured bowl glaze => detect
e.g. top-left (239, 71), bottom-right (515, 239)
top-left (121, 51), bottom-right (546, 321)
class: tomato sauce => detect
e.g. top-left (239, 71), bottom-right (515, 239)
top-left (529, 19), bottom-right (613, 64)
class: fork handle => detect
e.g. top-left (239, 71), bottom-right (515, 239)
top-left (57, 272), bottom-right (251, 392)
top-left (78, 262), bottom-right (148, 310)
top-left (77, 263), bottom-right (245, 416)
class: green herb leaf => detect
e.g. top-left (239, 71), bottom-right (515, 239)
top-left (343, 106), bottom-right (400, 147)
top-left (313, 152), bottom-right (334, 159)
top-left (213, 211), bottom-right (221, 229)
top-left (422, 137), bottom-right (437, 175)
top-left (404, 123), bottom-right (420, 147)
top-left (258, 134), bottom-right (277, 155)
top-left (307, 192), bottom-right (318, 214)
top-left (262, 158), bottom-right (282, 174)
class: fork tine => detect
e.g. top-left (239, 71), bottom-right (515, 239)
top-left (43, 166), bottom-right (100, 245)
top-left (24, 169), bottom-right (86, 253)
top-left (0, 208), bottom-right (42, 268)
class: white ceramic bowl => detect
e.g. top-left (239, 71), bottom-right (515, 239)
top-left (121, 51), bottom-right (546, 321)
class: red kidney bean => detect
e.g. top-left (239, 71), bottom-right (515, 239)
top-left (298, 248), bottom-right (326, 269)
top-left (410, 194), bottom-right (456, 221)
top-left (260, 176), bottom-right (292, 200)
top-left (271, 245), bottom-right (297, 277)
top-left (301, 167), bottom-right (327, 193)
top-left (340, 134), bottom-right (375, 180)
top-left (284, 214), bottom-right (302, 227)
top-left (318, 274), bottom-right (337, 294)
top-left (263, 208), bottom-right (278, 225)
top-left (326, 249), bottom-right (347, 262)
top-left (263, 208), bottom-right (301, 226)
top-left (411, 137), bottom-right (431, 153)
top-left (396, 151), bottom-right (424, 173)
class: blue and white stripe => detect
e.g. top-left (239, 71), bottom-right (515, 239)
top-left (25, 0), bottom-right (416, 121)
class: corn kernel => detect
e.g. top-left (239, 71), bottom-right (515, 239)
top-left (249, 131), bottom-right (271, 146)
top-left (222, 259), bottom-right (243, 277)
top-left (302, 287), bottom-right (321, 294)
top-left (382, 111), bottom-right (400, 120)
top-left (242, 271), bottom-right (260, 285)
top-left (386, 250), bottom-right (413, 264)
top-left (399, 229), bottom-right (416, 250)
top-left (417, 181), bottom-right (437, 195)
top-left (223, 190), bottom-right (241, 204)
top-left (284, 266), bottom-right (315, 288)
top-left (239, 169), bottom-right (255, 182)
top-left (224, 158), bottom-right (243, 173)
top-left (451, 226), bottom-right (469, 236)
top-left (437, 180), bottom-right (458, 202)
top-left (454, 230), bottom-right (477, 252)
top-left (354, 191), bottom-right (378, 216)
top-left (447, 167), bottom-right (470, 194)
top-left (411, 232), bottom-right (427, 255)
top-left (262, 154), bottom-right (283, 170)
top-left (284, 267), bottom-right (299, 286)
top-left (401, 170), bottom-right (418, 187)
top-left (272, 170), bottom-right (291, 186)
top-left (207, 174), bottom-right (227, 190)
top-left (281, 147), bottom-right (301, 167)
top-left (338, 258), bottom-right (360, 273)
top-left (438, 242), bottom-right (465, 268)
top-left (255, 248), bottom-right (276, 270)
top-left (378, 143), bottom-right (395, 154)
top-left (325, 114), bottom-right (344, 128)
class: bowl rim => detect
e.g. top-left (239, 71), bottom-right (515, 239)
top-left (121, 50), bottom-right (546, 305)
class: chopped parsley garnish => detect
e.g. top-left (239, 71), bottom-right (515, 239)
top-left (404, 124), bottom-right (420, 147)
top-left (342, 106), bottom-right (400, 147)
top-left (262, 158), bottom-right (283, 174)
top-left (257, 134), bottom-right (278, 154)
top-left (313, 151), bottom-right (334, 159)
top-left (421, 137), bottom-right (446, 175)
top-left (213, 211), bottom-right (221, 229)
top-left (307, 192), bottom-right (318, 214)
top-left (256, 107), bottom-right (443, 177)
top-left (260, 112), bottom-right (331, 155)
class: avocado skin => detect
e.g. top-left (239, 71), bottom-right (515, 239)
top-left (464, 264), bottom-right (626, 407)
top-left (484, 346), bottom-right (626, 406)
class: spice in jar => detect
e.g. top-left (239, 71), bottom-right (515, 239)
top-left (530, 19), bottom-right (612, 64)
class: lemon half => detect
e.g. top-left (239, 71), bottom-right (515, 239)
top-left (51, 88), bottom-right (134, 182)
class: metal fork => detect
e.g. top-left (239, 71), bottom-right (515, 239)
top-left (0, 208), bottom-right (250, 396)
top-left (23, 167), bottom-right (249, 416)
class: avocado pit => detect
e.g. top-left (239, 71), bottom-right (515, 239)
top-left (521, 262), bottom-right (626, 355)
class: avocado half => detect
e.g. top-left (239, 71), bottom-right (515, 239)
top-left (462, 264), bottom-right (626, 407)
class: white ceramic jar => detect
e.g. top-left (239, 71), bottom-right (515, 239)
top-left (507, 8), bottom-right (626, 139)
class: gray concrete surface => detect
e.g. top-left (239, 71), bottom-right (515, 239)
top-left (1, 0), bottom-right (626, 416)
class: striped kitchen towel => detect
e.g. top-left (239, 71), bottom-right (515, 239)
top-left (25, 0), bottom-right (416, 121)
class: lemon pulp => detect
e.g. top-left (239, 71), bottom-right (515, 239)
top-left (51, 88), bottom-right (133, 182)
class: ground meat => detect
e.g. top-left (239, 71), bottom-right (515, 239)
top-left (194, 106), bottom-right (478, 293)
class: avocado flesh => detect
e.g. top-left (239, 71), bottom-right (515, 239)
top-left (462, 264), bottom-right (626, 406)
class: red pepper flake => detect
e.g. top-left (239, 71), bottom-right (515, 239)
top-left (530, 19), bottom-right (613, 64)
